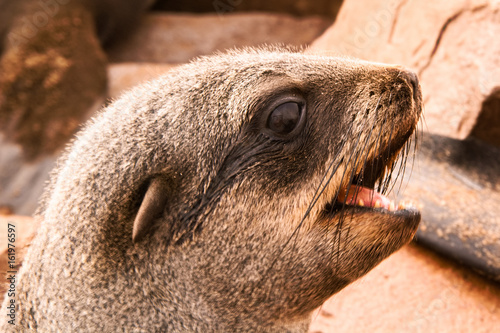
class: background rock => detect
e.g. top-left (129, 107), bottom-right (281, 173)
top-left (0, 139), bottom-right (56, 216)
top-left (469, 87), bottom-right (500, 147)
top-left (308, 0), bottom-right (500, 144)
top-left (152, 0), bottom-right (343, 19)
top-left (107, 63), bottom-right (174, 99)
top-left (0, 215), bottom-right (39, 295)
top-left (107, 13), bottom-right (332, 64)
top-left (0, 2), bottom-right (107, 160)
top-left (309, 244), bottom-right (500, 332)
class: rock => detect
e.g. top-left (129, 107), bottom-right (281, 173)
top-left (308, 244), bottom-right (500, 332)
top-left (393, 134), bottom-right (500, 282)
top-left (308, 0), bottom-right (500, 143)
top-left (152, 0), bottom-right (343, 19)
top-left (106, 12), bottom-right (332, 63)
top-left (469, 87), bottom-right (500, 147)
top-left (107, 63), bottom-right (174, 99)
top-left (0, 206), bottom-right (13, 216)
top-left (0, 1), bottom-right (107, 160)
top-left (0, 0), bottom-right (156, 160)
top-left (0, 215), bottom-right (38, 296)
top-left (0, 137), bottom-right (57, 216)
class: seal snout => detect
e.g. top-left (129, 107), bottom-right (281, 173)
top-left (397, 67), bottom-right (421, 103)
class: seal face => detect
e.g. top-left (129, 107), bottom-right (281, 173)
top-left (3, 49), bottom-right (422, 332)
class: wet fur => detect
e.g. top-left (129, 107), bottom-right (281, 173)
top-left (1, 48), bottom-right (421, 331)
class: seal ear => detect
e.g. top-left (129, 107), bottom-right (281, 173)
top-left (132, 177), bottom-right (170, 243)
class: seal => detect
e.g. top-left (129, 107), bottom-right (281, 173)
top-left (0, 48), bottom-right (422, 332)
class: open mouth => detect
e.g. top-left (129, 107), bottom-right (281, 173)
top-left (325, 144), bottom-right (418, 216)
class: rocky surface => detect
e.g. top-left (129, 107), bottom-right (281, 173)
top-left (0, 215), bottom-right (38, 295)
top-left (308, 0), bottom-right (500, 143)
top-left (107, 13), bottom-right (332, 64)
top-left (107, 63), bottom-right (174, 99)
top-left (0, 2), bottom-right (107, 160)
top-left (309, 244), bottom-right (500, 332)
top-left (152, 0), bottom-right (343, 19)
top-left (469, 87), bottom-right (500, 147)
top-left (0, 138), bottom-right (56, 216)
top-left (0, 0), bottom-right (157, 161)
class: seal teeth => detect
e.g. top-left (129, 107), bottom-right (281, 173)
top-left (397, 200), bottom-right (417, 210)
top-left (389, 201), bottom-right (395, 211)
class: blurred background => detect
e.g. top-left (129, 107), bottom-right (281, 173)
top-left (0, 0), bottom-right (499, 331)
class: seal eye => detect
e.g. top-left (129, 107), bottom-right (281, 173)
top-left (267, 102), bottom-right (302, 135)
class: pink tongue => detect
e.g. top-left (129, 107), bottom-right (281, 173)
top-left (337, 185), bottom-right (391, 209)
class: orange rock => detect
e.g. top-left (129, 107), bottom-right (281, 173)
top-left (0, 215), bottom-right (38, 296)
top-left (309, 243), bottom-right (500, 332)
top-left (106, 13), bottom-right (332, 64)
top-left (107, 63), bottom-right (174, 100)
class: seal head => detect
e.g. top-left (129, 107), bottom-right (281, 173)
top-left (7, 49), bottom-right (422, 332)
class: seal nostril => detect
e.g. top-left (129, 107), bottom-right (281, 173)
top-left (402, 69), bottom-right (420, 101)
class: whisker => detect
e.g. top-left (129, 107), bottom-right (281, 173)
top-left (367, 95), bottom-right (387, 204)
top-left (380, 123), bottom-right (395, 195)
top-left (395, 139), bottom-right (411, 195)
top-left (404, 121), bottom-right (422, 193)
top-left (374, 102), bottom-right (390, 194)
